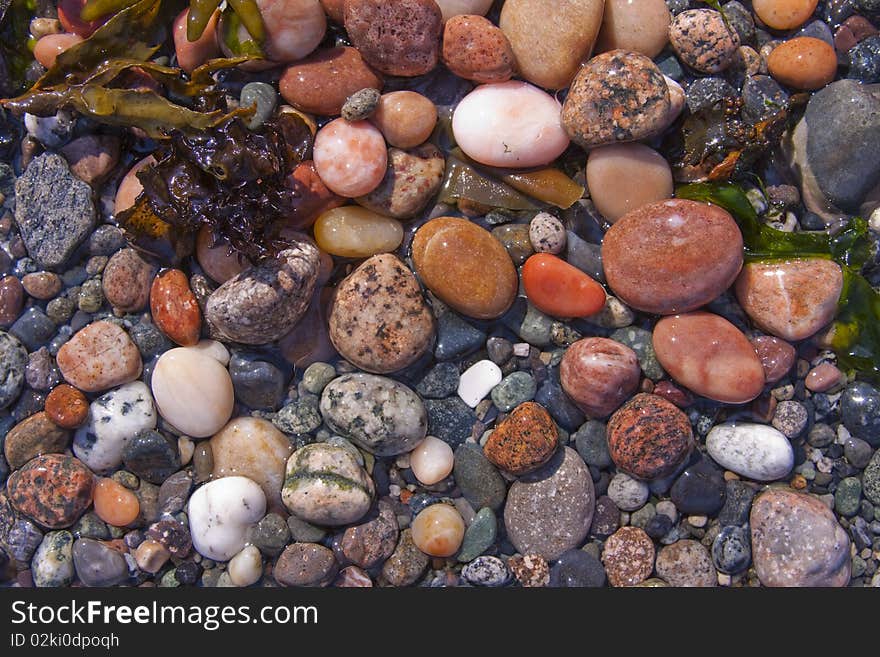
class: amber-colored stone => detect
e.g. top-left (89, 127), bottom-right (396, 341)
top-left (749, 335), bottom-right (796, 384)
top-left (653, 312), bottom-right (766, 404)
top-left (6, 454), bottom-right (95, 529)
top-left (411, 217), bottom-right (517, 320)
top-left (93, 478), bottom-right (140, 527)
top-left (735, 258), bottom-right (843, 341)
top-left (522, 253), bottom-right (606, 319)
top-left (601, 199), bottom-right (743, 315)
top-left (3, 412), bottom-right (70, 469)
top-left (607, 393), bottom-right (693, 480)
top-left (371, 91), bottom-right (438, 149)
top-left (150, 269), bottom-right (201, 347)
top-left (484, 401), bottom-right (558, 475)
top-left (752, 0), bottom-right (818, 30)
top-left (442, 14), bottom-right (515, 83)
top-left (45, 383), bottom-right (89, 429)
top-left (560, 337), bottom-right (640, 418)
top-left (768, 37), bottom-right (837, 91)
top-left (595, 0), bottom-right (670, 58)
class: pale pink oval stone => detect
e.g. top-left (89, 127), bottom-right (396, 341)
top-left (313, 119), bottom-right (388, 198)
top-left (33, 33), bottom-right (83, 69)
top-left (257, 0), bottom-right (327, 63)
top-left (805, 362), bottom-right (843, 392)
top-left (114, 155), bottom-right (156, 216)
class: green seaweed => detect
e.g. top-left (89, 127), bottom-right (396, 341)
top-left (677, 181), bottom-right (880, 382)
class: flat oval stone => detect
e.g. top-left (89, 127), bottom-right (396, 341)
top-left (484, 401), bottom-right (558, 475)
top-left (607, 393), bottom-right (694, 480)
top-left (442, 14), bottom-right (515, 83)
top-left (560, 337), bottom-right (640, 418)
top-left (669, 9), bottom-right (740, 74)
top-left (706, 422), bottom-right (794, 481)
top-left (499, 0), bottom-right (605, 90)
top-left (734, 258), bottom-right (843, 341)
top-left (329, 254), bottom-right (435, 374)
top-left (655, 539), bottom-right (717, 587)
top-left (602, 199), bottom-right (743, 314)
top-left (313, 206), bottom-right (403, 257)
top-left (750, 335), bottom-right (796, 383)
top-left (370, 91), bottom-right (438, 150)
top-left (653, 312), bottom-right (766, 404)
top-left (452, 81), bottom-right (570, 168)
top-left (7, 454), bottom-right (94, 529)
top-left (750, 488), bottom-right (850, 586)
top-left (561, 50), bottom-right (670, 149)
top-left (4, 412), bottom-right (70, 471)
top-left (768, 37), bottom-right (837, 90)
top-left (595, 0), bottom-right (670, 58)
top-left (320, 373), bottom-right (427, 456)
top-left (355, 144), bottom-right (446, 220)
top-left (522, 253), bottom-right (606, 319)
top-left (602, 526), bottom-right (655, 587)
top-left (102, 248), bottom-right (155, 313)
top-left (150, 268), bottom-right (201, 347)
top-left (753, 0), bottom-right (819, 30)
top-left (412, 217), bottom-right (517, 320)
top-left (56, 321), bottom-right (142, 393)
top-left (504, 447), bottom-right (595, 561)
top-left (585, 142), bottom-right (673, 223)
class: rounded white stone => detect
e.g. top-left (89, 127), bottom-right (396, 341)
top-left (452, 81), bottom-right (570, 168)
top-left (706, 422), bottom-right (795, 482)
top-left (188, 476), bottom-right (266, 561)
top-left (151, 346), bottom-right (234, 438)
top-left (228, 545), bottom-right (263, 587)
top-left (409, 436), bottom-right (454, 485)
top-left (73, 381), bottom-right (157, 471)
top-left (188, 339), bottom-right (230, 366)
top-left (607, 472), bottom-right (649, 511)
top-left (458, 359), bottom-right (503, 408)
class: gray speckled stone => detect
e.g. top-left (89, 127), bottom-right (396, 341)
top-left (610, 326), bottom-right (664, 380)
top-left (32, 530), bottom-right (74, 587)
top-left (453, 443), bottom-right (507, 512)
top-left (0, 331), bottom-right (27, 410)
top-left (456, 507), bottom-right (497, 563)
top-left (425, 396), bottom-right (476, 448)
top-left (490, 371), bottom-right (537, 412)
top-left (573, 420), bottom-right (611, 468)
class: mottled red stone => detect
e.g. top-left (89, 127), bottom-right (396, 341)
top-left (442, 14), bottom-right (515, 83)
top-left (602, 526), bottom-right (655, 587)
top-left (150, 269), bottom-right (201, 347)
top-left (44, 384), bottom-right (89, 429)
top-left (0, 275), bottom-right (23, 327)
top-left (484, 402), bottom-right (558, 475)
top-left (606, 393), bottom-right (693, 480)
top-left (6, 454), bottom-right (95, 529)
top-left (750, 335), bottom-right (796, 384)
top-left (651, 380), bottom-right (694, 408)
top-left (560, 337), bottom-right (640, 418)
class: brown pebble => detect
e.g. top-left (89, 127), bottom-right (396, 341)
top-left (44, 383), bottom-right (89, 429)
top-left (768, 37), bottom-right (837, 91)
top-left (750, 335), bottom-right (796, 384)
top-left (484, 401), bottom-right (558, 475)
top-left (560, 337), bottom-right (640, 418)
top-left (370, 91), bottom-right (438, 149)
top-left (0, 275), bottom-right (24, 327)
top-left (102, 248), bottom-right (156, 313)
top-left (602, 526), bottom-right (655, 587)
top-left (3, 411), bottom-right (71, 469)
top-left (442, 14), bottom-right (515, 83)
top-left (21, 272), bottom-right (62, 300)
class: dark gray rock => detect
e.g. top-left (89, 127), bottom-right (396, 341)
top-left (549, 548), bottom-right (606, 587)
top-left (229, 353), bottom-right (285, 410)
top-left (848, 35), bottom-right (880, 83)
top-left (686, 77), bottom-right (736, 113)
top-left (453, 443), bottom-right (507, 512)
top-left (72, 538), bottom-right (129, 586)
top-left (535, 372), bottom-right (585, 431)
top-left (0, 331), bottom-right (27, 410)
top-left (712, 525), bottom-right (751, 574)
top-left (415, 362), bottom-right (460, 399)
top-left (742, 75), bottom-right (789, 123)
top-left (425, 396), bottom-right (476, 448)
top-left (10, 307), bottom-right (55, 351)
top-left (573, 420), bottom-right (611, 468)
top-left (718, 480), bottom-right (759, 526)
top-left (434, 311), bottom-right (485, 361)
top-left (670, 457), bottom-right (726, 516)
top-left (122, 430), bottom-right (181, 485)
top-left (841, 382), bottom-right (880, 446)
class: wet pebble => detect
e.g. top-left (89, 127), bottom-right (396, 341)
top-left (602, 526), bottom-right (655, 587)
top-left (669, 9), bottom-right (740, 74)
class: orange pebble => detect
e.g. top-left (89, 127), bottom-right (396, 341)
top-left (752, 0), bottom-right (818, 30)
top-left (44, 384), bottom-right (89, 429)
top-left (522, 253), bottom-right (606, 319)
top-left (768, 37), bottom-right (838, 90)
top-left (93, 478), bottom-right (140, 527)
top-left (371, 91), bottom-right (438, 149)
top-left (33, 33), bottom-right (84, 69)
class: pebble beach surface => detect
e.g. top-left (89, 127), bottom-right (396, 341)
top-left (1, 0), bottom-right (880, 590)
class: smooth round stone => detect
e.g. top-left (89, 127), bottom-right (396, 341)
top-left (210, 417), bottom-right (294, 510)
top-left (73, 381), bottom-right (157, 472)
top-left (320, 373), bottom-right (427, 456)
top-left (805, 362), bottom-right (842, 392)
top-left (151, 346), bottom-right (234, 438)
top-left (102, 248), bottom-right (155, 313)
top-left (750, 488), bottom-right (851, 586)
top-left (435, 0), bottom-right (493, 21)
top-left (462, 555), bottom-right (510, 586)
top-left (355, 144), bottom-right (445, 220)
top-left (4, 412), bottom-right (70, 470)
top-left (329, 254), bottom-right (434, 374)
top-left (279, 47), bottom-right (383, 117)
top-left (442, 14), bottom-right (515, 83)
top-left (504, 447), bottom-right (595, 561)
top-left (669, 457), bottom-right (726, 516)
top-left (712, 525), bottom-right (751, 575)
top-left (258, 0), bottom-right (326, 62)
top-left (150, 268), bottom-right (201, 347)
top-left (585, 143), bottom-right (673, 223)
top-left (840, 382), bottom-right (880, 446)
top-left (313, 119), bottom-right (388, 198)
top-left (607, 472), bottom-right (649, 511)
top-left (735, 258), bottom-right (843, 342)
top-left (93, 478), bottom-right (139, 527)
top-left (195, 226), bottom-right (250, 285)
top-left (753, 0), bottom-right (819, 30)
top-left (596, 0), bottom-right (669, 57)
top-left (409, 436), bottom-right (454, 485)
top-left (669, 9), bottom-right (740, 74)
top-left (189, 476), bottom-right (266, 561)
top-left (655, 540), bottom-right (717, 587)
top-left (7, 454), bottom-right (95, 529)
top-left (529, 212), bottom-right (566, 255)
top-left (561, 50), bottom-right (670, 149)
top-left (33, 32), bottom-right (83, 68)
top-left (275, 542), bottom-right (337, 587)
top-left (32, 530), bottom-right (75, 588)
top-left (44, 384), bottom-right (88, 429)
top-left (21, 272), bottom-right (61, 300)
top-left (768, 37), bottom-right (837, 90)
top-left (370, 91), bottom-right (437, 149)
top-left (172, 8), bottom-right (219, 73)
top-left (602, 199), bottom-right (743, 315)
top-left (72, 538), bottom-right (128, 587)
top-left (411, 503), bottom-right (465, 557)
top-left (282, 443), bottom-right (374, 526)
top-left (548, 549), bottom-right (605, 587)
top-left (313, 206), bottom-right (403, 257)
top-left (560, 337), bottom-right (640, 418)
top-left (457, 359), bottom-right (503, 408)
top-left (607, 393), bottom-right (694, 480)
top-left (706, 422), bottom-right (794, 481)
top-left (56, 321), bottom-right (142, 393)
top-left (452, 82), bottom-right (569, 168)
top-left (485, 401), bottom-right (558, 475)
top-left (122, 430), bottom-right (181, 484)
top-left (499, 0), bottom-right (605, 89)
top-left (653, 312), bottom-right (765, 404)
top-left (228, 544), bottom-right (262, 587)
top-left (602, 526), bottom-right (655, 587)
top-left (412, 217), bottom-right (517, 320)
top-left (750, 336), bottom-right (796, 384)
top-left (522, 253), bottom-right (606, 319)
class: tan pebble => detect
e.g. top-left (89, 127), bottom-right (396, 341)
top-left (411, 504), bottom-right (465, 557)
top-left (596, 0), bottom-right (670, 57)
top-left (442, 14), bottom-right (516, 83)
top-left (410, 436), bottom-right (455, 485)
top-left (371, 91), bottom-right (438, 149)
top-left (586, 143), bottom-right (673, 223)
top-left (753, 0), bottom-right (819, 30)
top-left (134, 539), bottom-right (171, 574)
top-left (56, 321), bottom-right (142, 393)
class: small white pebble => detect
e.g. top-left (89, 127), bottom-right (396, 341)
top-left (228, 545), bottom-right (262, 587)
top-left (869, 206), bottom-right (880, 233)
top-left (836, 424), bottom-right (851, 444)
top-left (717, 573), bottom-right (732, 586)
top-left (389, 484), bottom-right (401, 497)
top-left (687, 515), bottom-right (708, 528)
top-left (409, 436), bottom-right (453, 486)
top-left (458, 359), bottom-right (503, 408)
top-left (513, 342), bottom-right (531, 358)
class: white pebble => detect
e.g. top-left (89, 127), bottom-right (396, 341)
top-left (529, 212), bottom-right (567, 254)
top-left (409, 436), bottom-right (454, 485)
top-left (655, 500), bottom-right (678, 522)
top-left (188, 476), bottom-right (266, 561)
top-left (228, 545), bottom-right (263, 587)
top-left (607, 472), bottom-right (649, 511)
top-left (513, 343), bottom-right (531, 357)
top-left (457, 359), bottom-right (503, 408)
top-left (706, 423), bottom-right (794, 482)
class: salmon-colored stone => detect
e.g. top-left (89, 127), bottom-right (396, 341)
top-left (750, 335), bottom-right (796, 384)
top-left (522, 253), bottom-right (606, 319)
top-left (114, 155), bottom-right (156, 217)
top-left (601, 199), bottom-right (743, 315)
top-left (313, 119), bottom-right (388, 197)
top-left (805, 362), bottom-right (843, 392)
top-left (752, 0), bottom-right (819, 30)
top-left (560, 337), bottom-right (641, 418)
top-left (651, 380), bottom-right (694, 408)
top-left (6, 454), bottom-right (95, 529)
top-left (768, 37), bottom-right (837, 91)
top-left (606, 393), bottom-right (693, 480)
top-left (735, 258), bottom-right (843, 341)
top-left (44, 384), bottom-right (89, 429)
top-left (585, 143), bottom-right (673, 223)
top-left (279, 46), bottom-right (383, 116)
top-left (56, 321), bottom-right (142, 393)
top-left (33, 32), bottom-right (83, 69)
top-left (371, 91), bottom-right (438, 149)
top-left (150, 269), bottom-right (202, 347)
top-left (93, 478), bottom-right (140, 527)
top-left (173, 8), bottom-right (220, 74)
top-left (57, 0), bottom-right (104, 37)
top-left (412, 217), bottom-right (517, 320)
top-left (653, 312), bottom-right (766, 404)
top-left (484, 401), bottom-right (558, 475)
top-left (595, 0), bottom-right (670, 58)
top-left (442, 14), bottom-right (516, 83)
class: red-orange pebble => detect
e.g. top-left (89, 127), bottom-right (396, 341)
top-left (522, 253), bottom-right (606, 318)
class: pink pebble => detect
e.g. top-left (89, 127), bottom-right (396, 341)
top-left (750, 335), bottom-right (796, 384)
top-left (33, 33), bottom-right (84, 69)
top-left (173, 9), bottom-right (220, 74)
top-left (313, 119), bottom-right (388, 198)
top-left (805, 362), bottom-right (843, 392)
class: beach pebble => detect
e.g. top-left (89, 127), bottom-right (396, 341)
top-left (33, 32), bottom-right (83, 69)
top-left (485, 401), bottom-right (558, 475)
top-left (7, 454), bottom-right (94, 529)
top-left (150, 346), bottom-right (234, 438)
top-left (172, 8), bottom-right (219, 73)
top-left (442, 14), bottom-right (515, 83)
top-left (560, 338), bottom-right (640, 418)
top-left (72, 538), bottom-right (128, 587)
top-left (188, 476), bottom-right (266, 561)
top-left (435, 0), bottom-right (493, 21)
top-left (370, 91), bottom-right (437, 149)
top-left (452, 81), bottom-right (570, 168)
top-left (382, 529), bottom-right (430, 586)
top-left (409, 436), bottom-right (454, 485)
top-left (102, 248), bottom-right (155, 313)
top-left (669, 9), bottom-right (740, 74)
top-left (93, 478), bottom-right (140, 527)
top-left (32, 530), bottom-right (75, 587)
top-left (522, 253), bottom-right (605, 319)
top-left (528, 213), bottom-right (566, 255)
top-left (195, 227), bottom-right (250, 285)
top-left (586, 143), bottom-right (673, 223)
top-left (607, 472), bottom-right (649, 511)
top-left (596, 0), bottom-right (670, 57)
top-left (228, 545), bottom-right (263, 587)
top-left (752, 0), bottom-right (819, 30)
top-left (4, 412), bottom-right (70, 470)
top-left (768, 37), bottom-right (838, 90)
top-left (653, 312), bottom-right (765, 404)
top-left (314, 206), bottom-right (403, 257)
top-left (150, 269), bottom-right (201, 347)
top-left (602, 526), bottom-right (655, 587)
top-left (56, 321), bottom-right (142, 393)
top-left (122, 430), bottom-right (181, 485)
top-left (313, 119), bottom-right (388, 198)
top-left (411, 503), bottom-right (465, 557)
top-left (44, 384), bottom-right (88, 429)
top-left (458, 359), bottom-right (503, 408)
top-left (0, 278), bottom-right (24, 328)
top-left (275, 543), bottom-right (338, 587)
top-left (750, 336), bottom-right (796, 384)
top-left (462, 555), bottom-right (509, 586)
top-left (113, 155), bottom-right (154, 216)
top-left (340, 500), bottom-right (399, 568)
top-left (355, 144), bottom-right (446, 219)
top-left (805, 362), bottom-right (843, 392)
top-left (655, 540), bottom-right (717, 587)
top-left (707, 423), bottom-right (794, 481)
